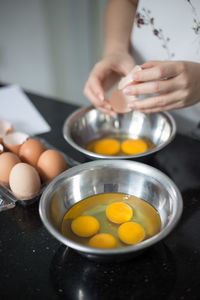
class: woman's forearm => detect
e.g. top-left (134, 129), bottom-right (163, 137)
top-left (104, 0), bottom-right (138, 56)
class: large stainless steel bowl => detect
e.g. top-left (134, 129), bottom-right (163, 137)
top-left (63, 106), bottom-right (176, 160)
top-left (39, 160), bottom-right (182, 262)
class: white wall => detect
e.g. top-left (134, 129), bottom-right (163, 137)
top-left (0, 0), bottom-right (107, 106)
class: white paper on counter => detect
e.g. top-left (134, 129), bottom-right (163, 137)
top-left (0, 85), bottom-right (51, 135)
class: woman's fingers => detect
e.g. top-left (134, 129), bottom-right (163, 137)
top-left (84, 71), bottom-right (106, 102)
top-left (138, 101), bottom-right (183, 113)
top-left (123, 75), bottom-right (182, 96)
top-left (83, 82), bottom-right (104, 107)
top-left (128, 90), bottom-right (186, 112)
top-left (83, 84), bottom-right (117, 117)
top-left (118, 65), bottom-right (141, 89)
top-left (132, 61), bottom-right (183, 82)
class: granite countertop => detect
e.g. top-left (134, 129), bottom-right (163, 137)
top-left (1, 91), bottom-right (200, 300)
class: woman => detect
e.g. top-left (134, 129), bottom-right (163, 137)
top-left (84, 0), bottom-right (200, 135)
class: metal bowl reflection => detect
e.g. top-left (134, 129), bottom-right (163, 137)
top-left (63, 106), bottom-right (176, 160)
top-left (39, 160), bottom-right (182, 262)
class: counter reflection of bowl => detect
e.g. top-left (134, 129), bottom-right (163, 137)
top-left (63, 105), bottom-right (176, 161)
top-left (39, 160), bottom-right (182, 262)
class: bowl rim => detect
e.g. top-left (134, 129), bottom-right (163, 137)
top-left (62, 105), bottom-right (176, 160)
top-left (39, 159), bottom-right (183, 256)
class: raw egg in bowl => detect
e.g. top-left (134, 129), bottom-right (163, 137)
top-left (39, 159), bottom-right (182, 262)
top-left (63, 105), bottom-right (176, 161)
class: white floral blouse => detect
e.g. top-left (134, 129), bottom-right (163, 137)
top-left (131, 0), bottom-right (200, 136)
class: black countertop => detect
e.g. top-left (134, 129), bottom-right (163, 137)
top-left (1, 91), bottom-right (200, 300)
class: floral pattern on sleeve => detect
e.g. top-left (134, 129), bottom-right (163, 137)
top-left (135, 8), bottom-right (175, 60)
top-left (187, 0), bottom-right (200, 57)
top-left (187, 0), bottom-right (200, 34)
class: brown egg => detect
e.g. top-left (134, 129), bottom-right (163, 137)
top-left (19, 138), bottom-right (46, 166)
top-left (9, 163), bottom-right (41, 199)
top-left (3, 132), bottom-right (29, 154)
top-left (0, 152), bottom-right (21, 185)
top-left (37, 149), bottom-right (67, 182)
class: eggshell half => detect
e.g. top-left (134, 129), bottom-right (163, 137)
top-left (109, 89), bottom-right (137, 114)
top-left (0, 152), bottom-right (21, 185)
top-left (19, 138), bottom-right (46, 166)
top-left (9, 163), bottom-right (41, 199)
top-left (118, 65), bottom-right (142, 90)
top-left (0, 120), bottom-right (14, 143)
top-left (3, 132), bottom-right (29, 154)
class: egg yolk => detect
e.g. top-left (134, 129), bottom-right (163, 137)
top-left (118, 221), bottom-right (145, 244)
top-left (106, 202), bottom-right (133, 224)
top-left (121, 139), bottom-right (147, 155)
top-left (94, 139), bottom-right (120, 156)
top-left (71, 216), bottom-right (100, 237)
top-left (89, 233), bottom-right (117, 249)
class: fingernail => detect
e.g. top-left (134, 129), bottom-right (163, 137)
top-left (118, 73), bottom-right (134, 90)
top-left (98, 93), bottom-right (104, 102)
top-left (128, 103), bottom-right (137, 109)
top-left (103, 102), bottom-right (111, 109)
top-left (128, 95), bottom-right (138, 101)
top-left (132, 72), bottom-right (139, 80)
top-left (109, 111), bottom-right (117, 117)
top-left (123, 87), bottom-right (132, 95)
top-left (133, 65), bottom-right (142, 72)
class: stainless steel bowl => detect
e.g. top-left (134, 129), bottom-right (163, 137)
top-left (39, 160), bottom-right (182, 262)
top-left (63, 105), bottom-right (176, 160)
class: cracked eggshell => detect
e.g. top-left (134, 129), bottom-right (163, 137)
top-left (0, 120), bottom-right (14, 143)
top-left (3, 132), bottom-right (29, 154)
top-left (9, 163), bottom-right (41, 199)
top-left (118, 65), bottom-right (142, 90)
top-left (109, 89), bottom-right (137, 114)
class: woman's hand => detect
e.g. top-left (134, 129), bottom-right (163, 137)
top-left (83, 52), bottom-right (135, 116)
top-left (123, 61), bottom-right (200, 113)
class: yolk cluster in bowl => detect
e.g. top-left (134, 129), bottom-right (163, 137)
top-left (91, 138), bottom-right (148, 156)
top-left (71, 201), bottom-right (145, 249)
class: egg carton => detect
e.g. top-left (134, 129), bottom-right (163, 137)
top-left (0, 137), bottom-right (80, 212)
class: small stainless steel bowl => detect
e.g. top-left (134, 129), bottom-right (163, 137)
top-left (39, 160), bottom-right (182, 262)
top-left (63, 105), bottom-right (176, 160)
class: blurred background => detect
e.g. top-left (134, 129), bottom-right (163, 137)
top-left (0, 0), bottom-right (107, 106)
